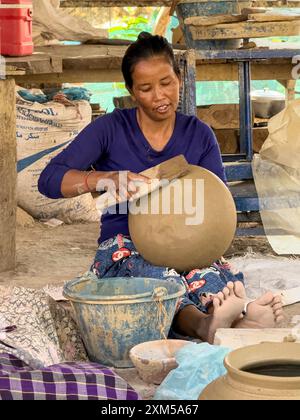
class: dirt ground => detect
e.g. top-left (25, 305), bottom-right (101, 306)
top-left (0, 221), bottom-right (99, 289)
top-left (0, 220), bottom-right (282, 288)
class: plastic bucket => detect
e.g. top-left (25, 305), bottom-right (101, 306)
top-left (63, 273), bottom-right (186, 368)
top-left (176, 0), bottom-right (252, 50)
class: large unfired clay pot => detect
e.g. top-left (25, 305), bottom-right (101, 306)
top-left (128, 165), bottom-right (237, 272)
top-left (199, 343), bottom-right (300, 400)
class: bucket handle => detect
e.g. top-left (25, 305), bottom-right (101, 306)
top-left (152, 287), bottom-right (169, 301)
top-left (152, 287), bottom-right (169, 340)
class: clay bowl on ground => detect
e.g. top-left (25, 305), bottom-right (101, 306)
top-left (129, 339), bottom-right (190, 385)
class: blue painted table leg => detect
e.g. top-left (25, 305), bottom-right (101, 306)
top-left (239, 61), bottom-right (253, 161)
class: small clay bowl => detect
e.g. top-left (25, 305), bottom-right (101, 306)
top-left (129, 339), bottom-right (190, 384)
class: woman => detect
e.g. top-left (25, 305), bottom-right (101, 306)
top-left (39, 33), bottom-right (283, 343)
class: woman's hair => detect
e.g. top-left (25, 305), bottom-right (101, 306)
top-left (122, 32), bottom-right (181, 90)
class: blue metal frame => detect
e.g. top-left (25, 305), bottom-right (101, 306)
top-left (197, 49), bottom-right (300, 61)
top-left (197, 48), bottom-right (299, 164)
top-left (195, 48), bottom-right (299, 224)
top-left (192, 48), bottom-right (299, 233)
top-left (239, 61), bottom-right (253, 162)
top-left (225, 162), bottom-right (253, 181)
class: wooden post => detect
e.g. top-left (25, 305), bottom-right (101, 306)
top-left (278, 79), bottom-right (297, 104)
top-left (285, 80), bottom-right (297, 104)
top-left (0, 78), bottom-right (16, 272)
top-left (153, 7), bottom-right (171, 37)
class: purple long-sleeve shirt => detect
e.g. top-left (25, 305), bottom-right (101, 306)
top-left (38, 108), bottom-right (226, 244)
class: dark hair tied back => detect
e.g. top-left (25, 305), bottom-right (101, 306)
top-left (122, 32), bottom-right (181, 90)
top-left (138, 31), bottom-right (152, 41)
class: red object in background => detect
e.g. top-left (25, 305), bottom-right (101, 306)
top-left (0, 0), bottom-right (33, 56)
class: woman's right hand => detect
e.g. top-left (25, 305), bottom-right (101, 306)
top-left (96, 170), bottom-right (151, 202)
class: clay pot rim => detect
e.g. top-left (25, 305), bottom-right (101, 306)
top-left (224, 342), bottom-right (300, 385)
top-left (224, 359), bottom-right (300, 384)
top-left (131, 354), bottom-right (177, 366)
top-left (129, 339), bottom-right (191, 364)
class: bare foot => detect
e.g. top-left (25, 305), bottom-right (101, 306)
top-left (198, 282), bottom-right (245, 344)
top-left (233, 281), bottom-right (284, 328)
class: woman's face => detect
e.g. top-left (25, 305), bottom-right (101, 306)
top-left (130, 55), bottom-right (181, 122)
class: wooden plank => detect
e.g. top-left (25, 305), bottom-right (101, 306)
top-left (15, 69), bottom-right (124, 84)
top-left (241, 7), bottom-right (268, 15)
top-left (0, 79), bottom-right (16, 272)
top-left (212, 127), bottom-right (267, 155)
top-left (60, 0), bottom-right (173, 5)
top-left (5, 53), bottom-right (62, 75)
top-left (12, 45), bottom-right (183, 83)
top-left (196, 47), bottom-right (300, 61)
top-left (12, 45), bottom-right (126, 83)
top-left (15, 62), bottom-right (295, 84)
top-left (248, 13), bottom-right (300, 22)
top-left (60, 0), bottom-right (300, 5)
top-left (6, 44), bottom-right (295, 84)
top-left (215, 129), bottom-right (239, 154)
top-left (196, 63), bottom-right (294, 81)
top-left (190, 20), bottom-right (300, 40)
top-left (184, 14), bottom-right (247, 27)
top-left (253, 0), bottom-right (300, 7)
top-left (5, 66), bottom-right (26, 77)
top-left (197, 104), bottom-right (241, 129)
top-left (215, 328), bottom-right (300, 349)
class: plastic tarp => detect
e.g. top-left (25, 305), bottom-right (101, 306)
top-left (33, 0), bottom-right (107, 46)
top-left (154, 343), bottom-right (230, 400)
top-left (253, 99), bottom-right (300, 254)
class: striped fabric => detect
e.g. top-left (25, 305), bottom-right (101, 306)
top-left (0, 353), bottom-right (140, 401)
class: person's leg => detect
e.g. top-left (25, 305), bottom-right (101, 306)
top-left (117, 244), bottom-right (249, 344)
top-left (160, 262), bottom-right (284, 338)
top-left (90, 235), bottom-right (284, 343)
top-left (90, 235), bottom-right (137, 278)
top-left (182, 261), bottom-right (245, 313)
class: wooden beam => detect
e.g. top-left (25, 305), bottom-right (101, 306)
top-left (15, 69), bottom-right (124, 84)
top-left (6, 45), bottom-right (296, 83)
top-left (5, 53), bottom-right (62, 75)
top-left (184, 15), bottom-right (248, 27)
top-left (15, 63), bottom-right (295, 84)
top-left (248, 14), bottom-right (300, 23)
top-left (190, 20), bottom-right (300, 40)
top-left (253, 0), bottom-right (300, 7)
top-left (60, 0), bottom-right (300, 6)
top-left (196, 63), bottom-right (295, 81)
top-left (60, 0), bottom-right (173, 6)
top-left (0, 79), bottom-right (17, 273)
top-left (278, 79), bottom-right (297, 102)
